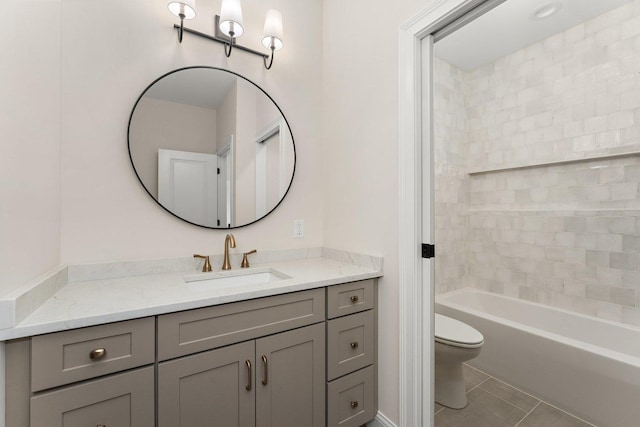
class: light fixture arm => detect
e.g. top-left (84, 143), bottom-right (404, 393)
top-left (178, 13), bottom-right (185, 43)
top-left (264, 43), bottom-right (275, 70)
top-left (172, 24), bottom-right (270, 62)
top-left (224, 30), bottom-right (235, 57)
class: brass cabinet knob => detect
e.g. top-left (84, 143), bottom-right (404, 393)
top-left (89, 348), bottom-right (106, 361)
top-left (350, 295), bottom-right (359, 303)
top-left (350, 401), bottom-right (359, 409)
top-left (97, 424), bottom-right (106, 427)
top-left (350, 341), bottom-right (359, 349)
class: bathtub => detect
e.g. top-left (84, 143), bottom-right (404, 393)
top-left (435, 288), bottom-right (640, 427)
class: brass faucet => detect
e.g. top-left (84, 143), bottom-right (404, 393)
top-left (222, 234), bottom-right (236, 270)
top-left (193, 254), bottom-right (212, 272)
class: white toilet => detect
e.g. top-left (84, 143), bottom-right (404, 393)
top-left (434, 313), bottom-right (484, 409)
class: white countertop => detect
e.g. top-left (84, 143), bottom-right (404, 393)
top-left (0, 250), bottom-right (382, 341)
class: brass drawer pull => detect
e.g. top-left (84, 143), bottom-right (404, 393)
top-left (89, 348), bottom-right (107, 361)
top-left (350, 295), bottom-right (359, 303)
top-left (97, 424), bottom-right (106, 427)
top-left (261, 355), bottom-right (269, 385)
top-left (350, 401), bottom-right (359, 409)
top-left (350, 341), bottom-right (359, 349)
top-left (246, 360), bottom-right (252, 391)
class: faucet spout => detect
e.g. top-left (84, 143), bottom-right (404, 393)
top-left (222, 234), bottom-right (236, 270)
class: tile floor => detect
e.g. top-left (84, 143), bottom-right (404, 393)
top-left (434, 364), bottom-right (597, 427)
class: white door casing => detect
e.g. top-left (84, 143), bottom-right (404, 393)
top-left (158, 149), bottom-right (218, 227)
top-left (399, 1), bottom-right (483, 426)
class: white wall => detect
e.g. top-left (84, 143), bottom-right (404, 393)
top-left (0, 0), bottom-right (61, 298)
top-left (322, 0), bottom-right (427, 423)
top-left (59, 0), bottom-right (324, 263)
top-left (129, 97), bottom-right (218, 198)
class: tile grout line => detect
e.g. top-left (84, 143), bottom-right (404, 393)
top-left (532, 400), bottom-right (599, 427)
top-left (466, 375), bottom-right (491, 393)
top-left (477, 382), bottom-right (532, 415)
top-left (470, 368), bottom-right (600, 427)
top-left (513, 401), bottom-right (542, 427)
top-left (482, 372), bottom-right (545, 403)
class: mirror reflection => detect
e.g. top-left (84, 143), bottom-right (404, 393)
top-left (128, 67), bottom-right (295, 228)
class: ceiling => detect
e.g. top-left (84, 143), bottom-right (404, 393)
top-left (145, 68), bottom-right (237, 110)
top-left (434, 0), bottom-right (633, 71)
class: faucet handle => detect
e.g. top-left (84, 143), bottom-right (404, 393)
top-left (241, 250), bottom-right (257, 268)
top-left (193, 254), bottom-right (212, 272)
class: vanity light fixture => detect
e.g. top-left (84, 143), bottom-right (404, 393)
top-left (167, 0), bottom-right (196, 43)
top-left (219, 0), bottom-right (244, 57)
top-left (168, 0), bottom-right (284, 70)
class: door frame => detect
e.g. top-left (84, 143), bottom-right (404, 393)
top-left (398, 1), bottom-right (485, 425)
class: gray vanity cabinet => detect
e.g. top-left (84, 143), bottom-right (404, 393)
top-left (157, 324), bottom-right (325, 427)
top-left (30, 367), bottom-right (155, 427)
top-left (326, 280), bottom-right (377, 427)
top-left (158, 341), bottom-right (256, 427)
top-left (4, 280), bottom-right (377, 427)
top-left (255, 323), bottom-right (325, 427)
top-left (157, 290), bottom-right (326, 427)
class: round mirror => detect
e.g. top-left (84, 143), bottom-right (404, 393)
top-left (128, 67), bottom-right (295, 229)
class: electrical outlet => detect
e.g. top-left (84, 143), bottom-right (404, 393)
top-left (293, 220), bottom-right (304, 238)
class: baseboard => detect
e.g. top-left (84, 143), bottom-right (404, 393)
top-left (367, 411), bottom-right (397, 427)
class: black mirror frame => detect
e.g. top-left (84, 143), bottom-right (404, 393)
top-left (127, 66), bottom-right (296, 229)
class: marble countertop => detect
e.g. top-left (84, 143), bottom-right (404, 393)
top-left (0, 248), bottom-right (383, 341)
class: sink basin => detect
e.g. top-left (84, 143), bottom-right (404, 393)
top-left (184, 268), bottom-right (290, 291)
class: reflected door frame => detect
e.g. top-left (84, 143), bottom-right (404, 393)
top-left (398, 1), bottom-right (488, 426)
top-left (218, 135), bottom-right (235, 228)
top-left (254, 119), bottom-right (287, 219)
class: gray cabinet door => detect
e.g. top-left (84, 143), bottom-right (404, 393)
top-left (157, 340), bottom-right (255, 427)
top-left (255, 323), bottom-right (325, 427)
top-left (30, 366), bottom-right (154, 427)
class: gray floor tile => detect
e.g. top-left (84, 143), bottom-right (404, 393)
top-left (518, 403), bottom-right (593, 427)
top-left (479, 377), bottom-right (540, 412)
top-left (435, 387), bottom-right (526, 427)
top-left (463, 363), bottom-right (490, 391)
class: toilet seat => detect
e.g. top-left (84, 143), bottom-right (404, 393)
top-left (435, 313), bottom-right (484, 349)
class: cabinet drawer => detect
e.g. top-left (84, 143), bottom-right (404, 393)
top-left (327, 365), bottom-right (375, 427)
top-left (30, 366), bottom-right (155, 427)
top-left (31, 317), bottom-right (155, 392)
top-left (327, 279), bottom-right (374, 319)
top-left (157, 288), bottom-right (325, 361)
top-left (327, 310), bottom-right (374, 381)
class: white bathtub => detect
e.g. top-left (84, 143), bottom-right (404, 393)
top-left (435, 288), bottom-right (640, 427)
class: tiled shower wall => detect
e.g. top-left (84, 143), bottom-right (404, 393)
top-left (434, 58), bottom-right (470, 294)
top-left (434, 1), bottom-right (640, 325)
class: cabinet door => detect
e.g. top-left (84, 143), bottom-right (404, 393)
top-left (30, 366), bottom-right (154, 427)
top-left (255, 323), bottom-right (325, 427)
top-left (158, 340), bottom-right (255, 427)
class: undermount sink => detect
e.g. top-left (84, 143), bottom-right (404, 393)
top-left (183, 268), bottom-right (290, 291)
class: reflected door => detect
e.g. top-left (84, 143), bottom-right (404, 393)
top-left (158, 149), bottom-right (218, 227)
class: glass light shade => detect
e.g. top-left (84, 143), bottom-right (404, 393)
top-left (219, 0), bottom-right (244, 37)
top-left (167, 0), bottom-right (196, 19)
top-left (261, 9), bottom-right (283, 50)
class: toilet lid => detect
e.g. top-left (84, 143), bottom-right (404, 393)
top-left (435, 313), bottom-right (484, 348)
